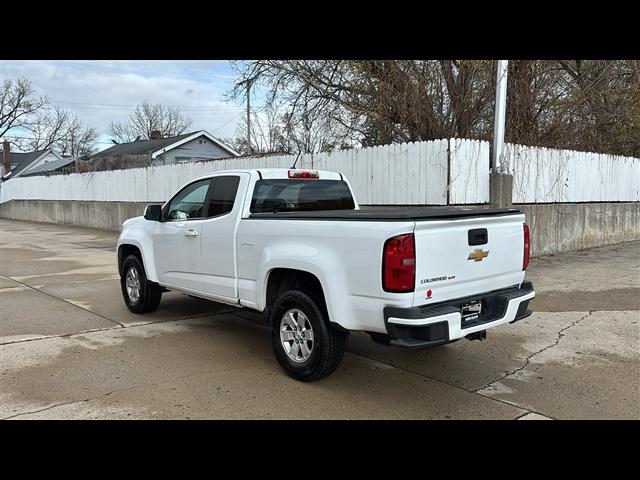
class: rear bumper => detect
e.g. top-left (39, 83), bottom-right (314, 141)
top-left (382, 281), bottom-right (535, 348)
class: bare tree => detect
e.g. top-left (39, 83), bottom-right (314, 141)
top-left (109, 101), bottom-right (193, 143)
top-left (227, 100), bottom-right (350, 156)
top-left (229, 60), bottom-right (497, 148)
top-left (230, 104), bottom-right (289, 155)
top-left (59, 119), bottom-right (98, 157)
top-left (14, 106), bottom-right (98, 157)
top-left (249, 104), bottom-right (287, 153)
top-left (502, 60), bottom-right (640, 156)
top-left (230, 60), bottom-right (640, 157)
top-left (1, 77), bottom-right (98, 156)
top-left (18, 106), bottom-right (71, 151)
top-left (0, 77), bottom-right (47, 139)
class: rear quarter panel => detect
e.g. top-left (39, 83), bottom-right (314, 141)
top-left (236, 218), bottom-right (415, 333)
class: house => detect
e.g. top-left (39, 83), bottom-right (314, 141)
top-left (1, 140), bottom-right (65, 180)
top-left (88, 130), bottom-right (239, 170)
top-left (20, 156), bottom-right (79, 177)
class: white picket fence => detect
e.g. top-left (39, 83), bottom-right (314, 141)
top-left (502, 144), bottom-right (640, 203)
top-left (308, 140), bottom-right (449, 204)
top-left (449, 139), bottom-right (490, 204)
top-left (1, 138), bottom-right (638, 205)
top-left (0, 139), bottom-right (487, 206)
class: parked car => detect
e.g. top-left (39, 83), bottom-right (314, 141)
top-left (117, 169), bottom-right (535, 381)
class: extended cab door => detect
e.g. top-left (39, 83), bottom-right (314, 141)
top-left (153, 178), bottom-right (213, 292)
top-left (200, 173), bottom-right (248, 299)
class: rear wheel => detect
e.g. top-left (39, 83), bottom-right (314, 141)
top-left (270, 290), bottom-right (346, 381)
top-left (120, 254), bottom-right (162, 314)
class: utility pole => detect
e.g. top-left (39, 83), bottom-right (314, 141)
top-left (489, 60), bottom-right (513, 208)
top-left (245, 78), bottom-right (252, 155)
top-left (492, 60), bottom-right (509, 173)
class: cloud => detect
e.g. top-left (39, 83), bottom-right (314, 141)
top-left (1, 60), bottom-right (245, 152)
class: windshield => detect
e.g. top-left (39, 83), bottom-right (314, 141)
top-left (250, 179), bottom-right (355, 213)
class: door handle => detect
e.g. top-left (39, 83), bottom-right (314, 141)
top-left (184, 229), bottom-right (199, 237)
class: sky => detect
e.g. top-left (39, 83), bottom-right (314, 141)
top-left (0, 60), bottom-right (255, 152)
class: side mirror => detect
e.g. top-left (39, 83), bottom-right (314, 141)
top-left (144, 204), bottom-right (163, 222)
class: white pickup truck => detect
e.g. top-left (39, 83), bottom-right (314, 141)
top-left (117, 168), bottom-right (534, 381)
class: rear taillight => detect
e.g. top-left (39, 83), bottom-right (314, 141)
top-left (383, 233), bottom-right (415, 293)
top-left (523, 223), bottom-right (530, 270)
top-left (288, 170), bottom-right (319, 179)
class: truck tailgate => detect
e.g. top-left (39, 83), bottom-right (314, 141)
top-left (412, 213), bottom-right (526, 307)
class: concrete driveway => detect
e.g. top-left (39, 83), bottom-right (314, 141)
top-left (1, 218), bottom-right (638, 419)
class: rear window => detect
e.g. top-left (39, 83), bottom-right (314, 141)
top-left (250, 179), bottom-right (355, 213)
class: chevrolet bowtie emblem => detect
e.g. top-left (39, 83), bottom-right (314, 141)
top-left (468, 249), bottom-right (489, 262)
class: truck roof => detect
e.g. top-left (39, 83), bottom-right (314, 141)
top-left (190, 168), bottom-right (343, 182)
top-left (258, 169), bottom-right (343, 180)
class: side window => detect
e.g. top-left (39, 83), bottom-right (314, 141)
top-left (206, 176), bottom-right (240, 217)
top-left (164, 179), bottom-right (211, 221)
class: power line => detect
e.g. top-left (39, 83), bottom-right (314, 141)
top-left (57, 60), bottom-right (238, 81)
top-left (4, 61), bottom-right (249, 114)
top-left (50, 105), bottom-right (239, 112)
top-left (67, 113), bottom-right (240, 119)
top-left (210, 112), bottom-right (244, 133)
top-left (3, 114), bottom-right (244, 142)
top-left (50, 99), bottom-right (242, 111)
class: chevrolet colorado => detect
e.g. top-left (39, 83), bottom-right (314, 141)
top-left (117, 168), bottom-right (535, 381)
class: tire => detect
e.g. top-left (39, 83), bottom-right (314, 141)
top-left (270, 289), bottom-right (346, 382)
top-left (120, 254), bottom-right (162, 314)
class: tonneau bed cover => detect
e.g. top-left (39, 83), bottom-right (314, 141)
top-left (248, 207), bottom-right (521, 221)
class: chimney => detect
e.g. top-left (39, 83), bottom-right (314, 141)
top-left (150, 130), bottom-right (162, 140)
top-left (3, 140), bottom-right (10, 176)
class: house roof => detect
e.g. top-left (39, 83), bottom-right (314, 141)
top-left (0, 149), bottom-right (61, 178)
top-left (90, 130), bottom-right (239, 160)
top-left (20, 156), bottom-right (78, 176)
top-left (90, 132), bottom-right (194, 158)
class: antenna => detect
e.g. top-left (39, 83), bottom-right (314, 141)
top-left (290, 153), bottom-right (301, 169)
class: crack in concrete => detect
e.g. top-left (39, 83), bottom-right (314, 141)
top-left (0, 308), bottom-right (238, 346)
top-left (2, 363), bottom-right (256, 420)
top-left (343, 348), bottom-right (534, 419)
top-left (473, 392), bottom-right (558, 419)
top-left (473, 310), bottom-right (595, 393)
top-left (1, 272), bottom-right (240, 344)
top-left (0, 365), bottom-right (262, 420)
top-left (2, 374), bottom-right (206, 420)
top-left (514, 411), bottom-right (532, 420)
top-left (1, 326), bottom-right (123, 346)
top-left (4, 276), bottom-right (126, 328)
top-left (1, 226), bottom-right (117, 254)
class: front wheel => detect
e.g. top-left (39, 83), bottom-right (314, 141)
top-left (120, 254), bottom-right (162, 314)
top-left (270, 290), bottom-right (346, 382)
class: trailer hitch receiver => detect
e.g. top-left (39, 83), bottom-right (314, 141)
top-left (465, 330), bottom-right (487, 341)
